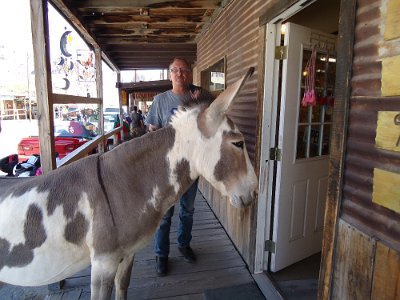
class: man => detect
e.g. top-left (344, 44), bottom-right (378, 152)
top-left (145, 57), bottom-right (212, 276)
top-left (129, 105), bottom-right (145, 138)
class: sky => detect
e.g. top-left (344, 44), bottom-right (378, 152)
top-left (0, 0), bottom-right (32, 52)
top-left (0, 1), bottom-right (33, 96)
top-left (0, 0), bottom-right (86, 59)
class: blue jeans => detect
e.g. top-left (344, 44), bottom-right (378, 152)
top-left (154, 179), bottom-right (199, 257)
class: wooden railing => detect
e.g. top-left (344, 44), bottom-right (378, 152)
top-left (58, 126), bottom-right (122, 167)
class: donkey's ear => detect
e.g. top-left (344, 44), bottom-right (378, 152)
top-left (205, 67), bottom-right (254, 125)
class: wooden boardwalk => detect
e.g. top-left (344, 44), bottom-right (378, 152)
top-left (0, 191), bottom-right (262, 300)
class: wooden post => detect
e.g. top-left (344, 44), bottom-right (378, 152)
top-left (117, 72), bottom-right (125, 141)
top-left (318, 0), bottom-right (357, 298)
top-left (95, 47), bottom-right (105, 154)
top-left (30, 0), bottom-right (56, 172)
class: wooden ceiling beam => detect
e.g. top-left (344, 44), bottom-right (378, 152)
top-left (71, 0), bottom-right (221, 10)
top-left (117, 80), bottom-right (172, 91)
top-left (103, 43), bottom-right (196, 52)
top-left (120, 60), bottom-right (172, 65)
top-left (84, 15), bottom-right (205, 25)
top-left (94, 32), bottom-right (199, 38)
top-left (111, 53), bottom-right (196, 59)
top-left (88, 22), bottom-right (201, 29)
top-left (112, 56), bottom-right (196, 63)
top-left (96, 36), bottom-right (195, 43)
top-left (118, 64), bottom-right (170, 70)
top-left (107, 51), bottom-right (197, 56)
top-left (78, 8), bottom-right (210, 16)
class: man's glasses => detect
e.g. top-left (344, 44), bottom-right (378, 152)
top-left (170, 67), bottom-right (191, 74)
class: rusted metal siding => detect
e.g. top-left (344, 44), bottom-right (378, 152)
top-left (340, 0), bottom-right (400, 252)
top-left (196, 0), bottom-right (269, 163)
top-left (341, 97), bottom-right (400, 250)
top-left (195, 0), bottom-right (270, 268)
top-left (351, 0), bottom-right (382, 96)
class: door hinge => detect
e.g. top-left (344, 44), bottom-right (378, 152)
top-left (269, 147), bottom-right (281, 161)
top-left (264, 240), bottom-right (276, 253)
top-left (275, 45), bottom-right (287, 60)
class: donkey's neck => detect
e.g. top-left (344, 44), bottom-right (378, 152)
top-left (101, 124), bottom-right (198, 211)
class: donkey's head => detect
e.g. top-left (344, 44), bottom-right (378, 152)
top-left (172, 68), bottom-right (258, 208)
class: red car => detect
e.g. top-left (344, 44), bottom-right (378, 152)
top-left (18, 121), bottom-right (97, 162)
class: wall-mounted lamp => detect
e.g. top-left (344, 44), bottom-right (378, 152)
top-left (281, 24), bottom-right (287, 35)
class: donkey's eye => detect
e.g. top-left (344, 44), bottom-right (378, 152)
top-left (232, 141), bottom-right (244, 149)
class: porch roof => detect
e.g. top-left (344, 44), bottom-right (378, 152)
top-left (50, 0), bottom-right (227, 70)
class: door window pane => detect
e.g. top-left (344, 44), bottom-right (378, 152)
top-left (322, 124), bottom-right (332, 155)
top-left (298, 91), bottom-right (310, 123)
top-left (296, 125), bottom-right (309, 159)
top-left (311, 104), bottom-right (322, 123)
top-left (309, 125), bottom-right (322, 157)
top-left (296, 47), bottom-right (335, 160)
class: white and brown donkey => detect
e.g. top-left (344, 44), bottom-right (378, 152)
top-left (0, 68), bottom-right (258, 299)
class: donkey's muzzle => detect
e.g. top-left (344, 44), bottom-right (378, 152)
top-left (230, 187), bottom-right (257, 209)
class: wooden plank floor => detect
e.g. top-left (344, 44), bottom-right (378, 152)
top-left (0, 191), bottom-right (257, 299)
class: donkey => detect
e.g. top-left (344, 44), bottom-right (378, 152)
top-left (0, 68), bottom-right (258, 299)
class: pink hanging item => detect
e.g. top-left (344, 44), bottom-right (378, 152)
top-left (302, 46), bottom-right (317, 107)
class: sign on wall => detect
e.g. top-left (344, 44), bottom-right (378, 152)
top-left (373, 111), bottom-right (400, 214)
top-left (375, 111), bottom-right (400, 152)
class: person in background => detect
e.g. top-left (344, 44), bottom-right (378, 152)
top-left (113, 115), bottom-right (130, 141)
top-left (137, 109), bottom-right (146, 135)
top-left (129, 106), bottom-right (145, 138)
top-left (145, 57), bottom-right (214, 276)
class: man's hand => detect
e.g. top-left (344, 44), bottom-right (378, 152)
top-left (148, 124), bottom-right (159, 132)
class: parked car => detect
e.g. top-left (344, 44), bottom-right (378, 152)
top-left (104, 107), bottom-right (120, 116)
top-left (104, 114), bottom-right (118, 132)
top-left (17, 121), bottom-right (97, 162)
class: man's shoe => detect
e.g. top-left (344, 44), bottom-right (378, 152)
top-left (156, 256), bottom-right (168, 276)
top-left (178, 246), bottom-right (197, 263)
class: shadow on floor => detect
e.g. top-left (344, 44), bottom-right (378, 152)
top-left (268, 253), bottom-right (321, 300)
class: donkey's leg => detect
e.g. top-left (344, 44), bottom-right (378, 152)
top-left (114, 253), bottom-right (135, 300)
top-left (90, 256), bottom-right (120, 300)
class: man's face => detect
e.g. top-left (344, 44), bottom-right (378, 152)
top-left (169, 59), bottom-right (192, 87)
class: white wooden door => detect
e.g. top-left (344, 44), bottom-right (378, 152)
top-left (270, 23), bottom-right (337, 272)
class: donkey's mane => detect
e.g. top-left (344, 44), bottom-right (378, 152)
top-left (181, 85), bottom-right (215, 108)
top-left (114, 87), bottom-right (214, 160)
top-left (123, 124), bottom-right (175, 152)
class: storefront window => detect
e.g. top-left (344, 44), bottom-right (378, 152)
top-left (201, 57), bottom-right (226, 96)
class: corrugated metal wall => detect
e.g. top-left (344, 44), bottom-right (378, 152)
top-left (195, 0), bottom-right (270, 267)
top-left (196, 0), bottom-right (269, 162)
top-left (341, 0), bottom-right (400, 251)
